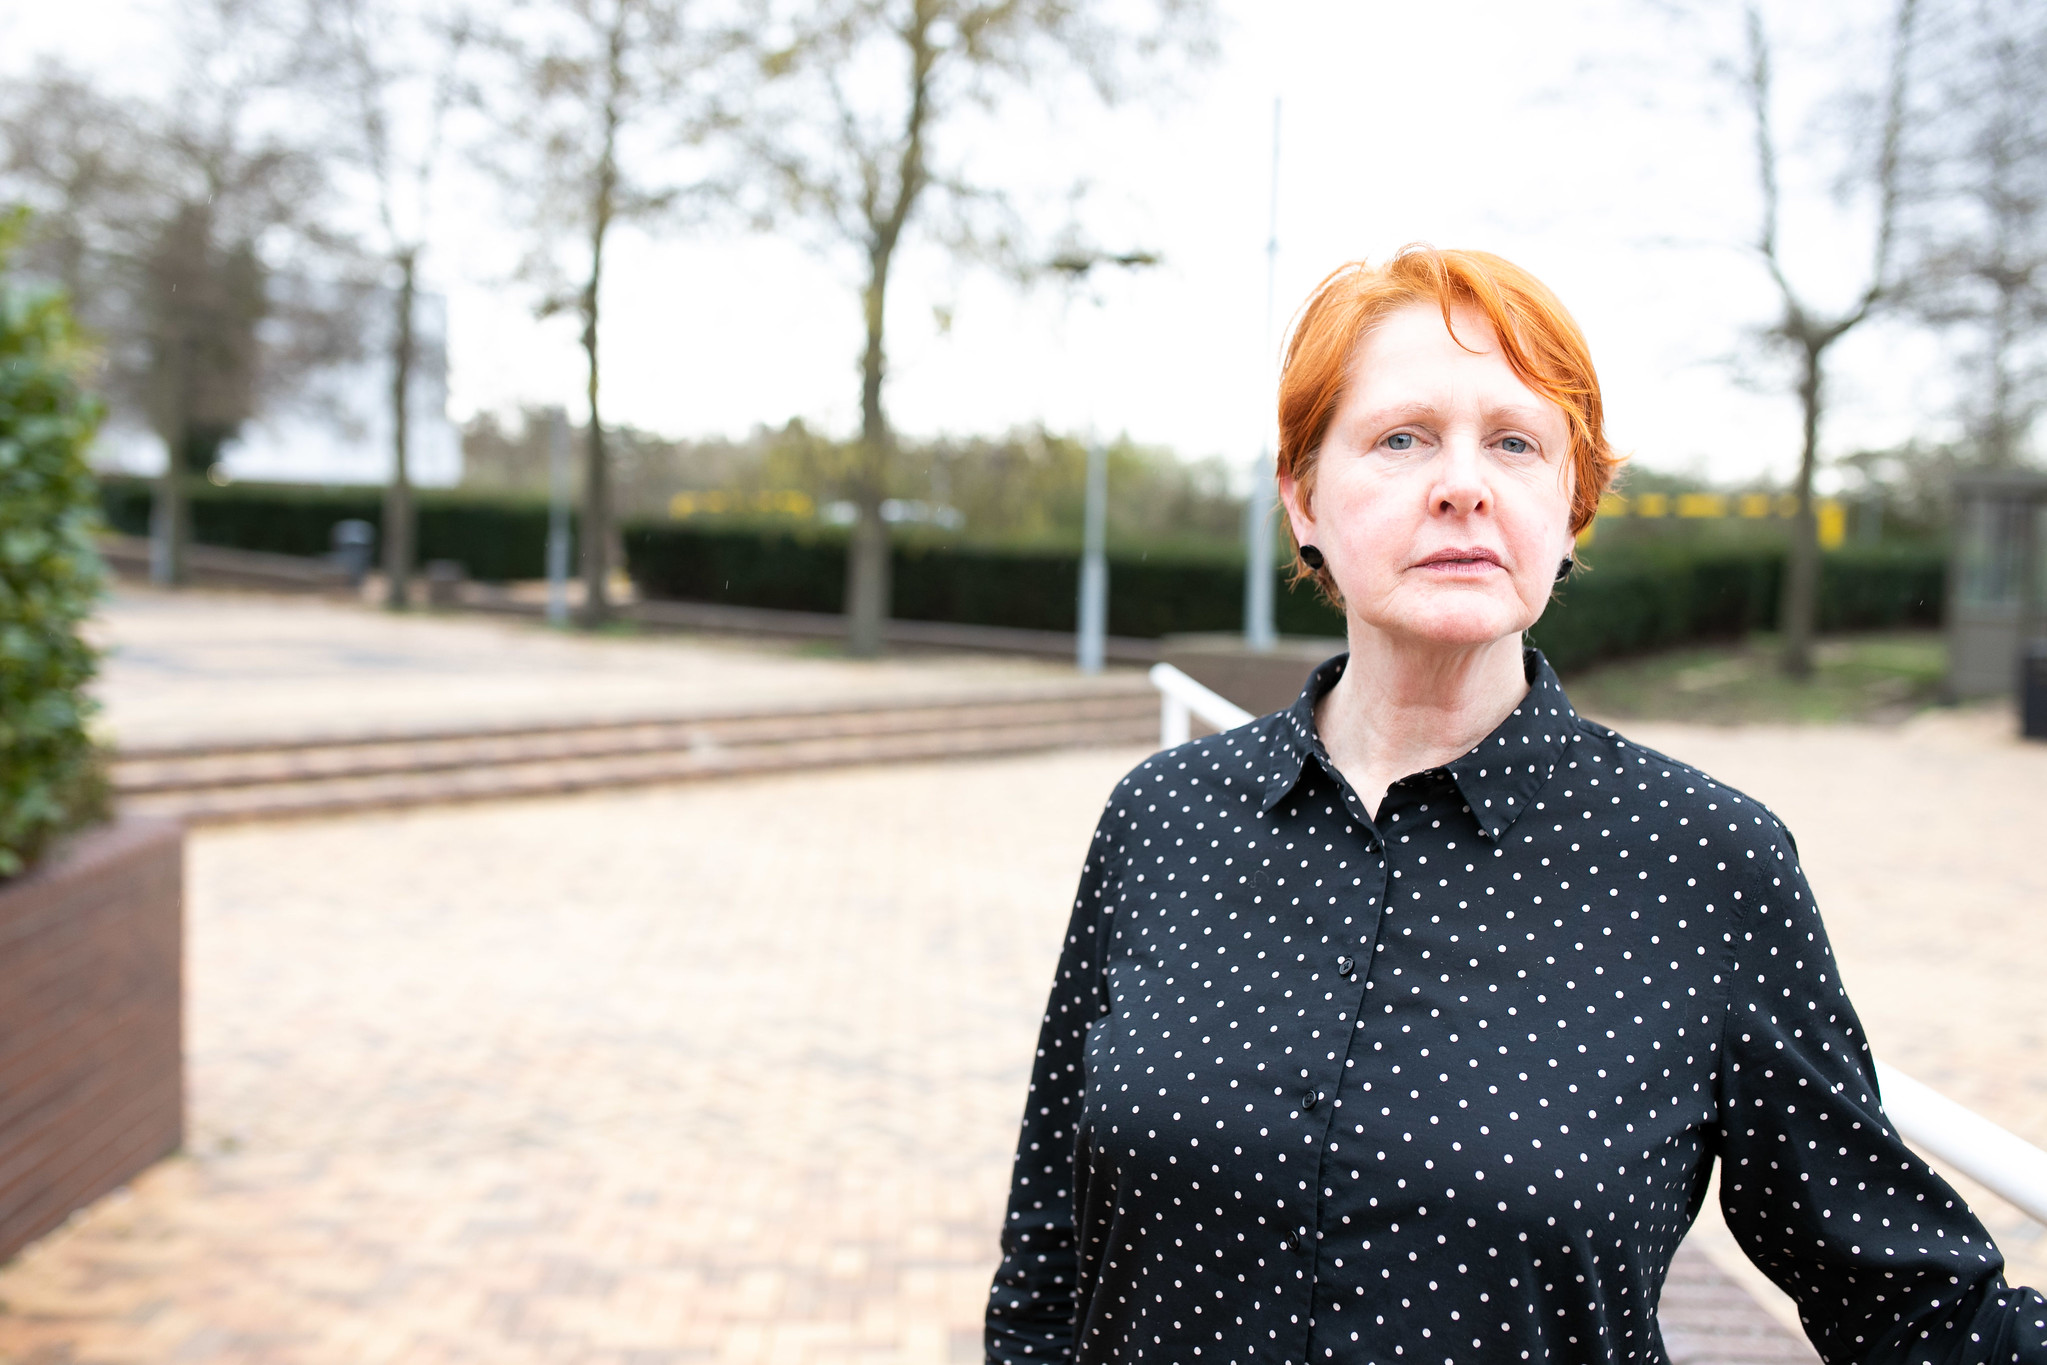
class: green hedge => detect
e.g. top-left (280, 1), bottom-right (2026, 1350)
top-left (3, 230), bottom-right (109, 877)
top-left (1528, 545), bottom-right (1943, 672)
top-left (98, 477), bottom-right (563, 583)
top-left (621, 521), bottom-right (1347, 638)
top-left (96, 477), bottom-right (1944, 671)
top-left (624, 521), bottom-right (1944, 668)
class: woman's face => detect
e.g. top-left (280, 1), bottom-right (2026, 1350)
top-left (1280, 302), bottom-right (1578, 652)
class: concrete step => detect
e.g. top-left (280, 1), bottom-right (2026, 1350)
top-left (116, 689), bottom-right (1161, 824)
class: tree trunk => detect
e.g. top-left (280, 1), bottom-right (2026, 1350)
top-left (1986, 278), bottom-right (2017, 467)
top-left (149, 338), bottom-right (196, 587)
top-left (1779, 344), bottom-right (1823, 678)
top-left (578, 281), bottom-right (610, 628)
top-left (577, 20), bottom-right (627, 630)
top-left (383, 250), bottom-right (417, 610)
top-left (844, 255), bottom-right (892, 657)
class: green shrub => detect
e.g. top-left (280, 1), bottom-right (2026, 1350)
top-left (1815, 546), bottom-right (1945, 632)
top-left (1529, 544), bottom-right (1943, 672)
top-left (621, 520), bottom-right (1345, 639)
top-left (1, 225), bottom-right (108, 877)
top-left (96, 473), bottom-right (1945, 670)
top-left (625, 519), bottom-right (1943, 668)
top-left (98, 476), bottom-right (563, 582)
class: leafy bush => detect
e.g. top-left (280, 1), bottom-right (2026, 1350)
top-left (95, 473), bottom-right (1944, 670)
top-left (1530, 545), bottom-right (1943, 672)
top-left (621, 520), bottom-right (1346, 638)
top-left (626, 520), bottom-right (1944, 666)
top-left (1, 226), bottom-right (108, 877)
top-left (99, 477), bottom-right (562, 582)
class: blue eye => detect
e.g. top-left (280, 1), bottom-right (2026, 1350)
top-left (1386, 433), bottom-right (1415, 451)
top-left (1502, 436), bottom-right (1531, 454)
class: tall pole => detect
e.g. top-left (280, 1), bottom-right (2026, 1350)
top-left (546, 406), bottom-right (572, 626)
top-left (1244, 97), bottom-right (1282, 652)
top-left (384, 251), bottom-right (418, 610)
top-left (1051, 247), bottom-right (1158, 673)
top-left (1077, 438), bottom-right (1108, 673)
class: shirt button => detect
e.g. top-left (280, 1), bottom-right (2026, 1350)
top-left (1336, 955), bottom-right (1355, 976)
top-left (1281, 1228), bottom-right (1301, 1253)
top-left (1301, 1088), bottom-right (1319, 1111)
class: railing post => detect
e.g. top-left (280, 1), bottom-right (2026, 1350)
top-left (1150, 663), bottom-right (1253, 749)
top-left (1161, 693), bottom-right (1190, 748)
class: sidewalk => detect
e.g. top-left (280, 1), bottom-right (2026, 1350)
top-left (0, 692), bottom-right (2040, 1361)
top-left (0, 750), bottom-right (1134, 1364)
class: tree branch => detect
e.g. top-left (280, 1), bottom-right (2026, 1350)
top-left (1742, 1), bottom-right (1796, 309)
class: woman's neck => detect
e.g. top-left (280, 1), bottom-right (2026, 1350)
top-left (1313, 629), bottom-right (1532, 823)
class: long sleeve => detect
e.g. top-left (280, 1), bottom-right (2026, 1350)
top-left (985, 799), bottom-right (1122, 1364)
top-left (1715, 820), bottom-right (2047, 1364)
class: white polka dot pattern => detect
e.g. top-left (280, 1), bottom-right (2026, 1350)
top-left (986, 650), bottom-right (2047, 1365)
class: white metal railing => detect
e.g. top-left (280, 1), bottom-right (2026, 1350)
top-left (1148, 663), bottom-right (1253, 746)
top-left (1143, 665), bottom-right (2047, 1229)
top-left (1877, 1063), bottom-right (2047, 1225)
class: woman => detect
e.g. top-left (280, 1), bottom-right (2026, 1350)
top-left (984, 247), bottom-right (2047, 1364)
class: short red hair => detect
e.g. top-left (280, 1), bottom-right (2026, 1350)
top-left (1276, 245), bottom-right (1621, 594)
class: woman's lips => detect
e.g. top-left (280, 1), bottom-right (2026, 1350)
top-left (1414, 548), bottom-right (1505, 572)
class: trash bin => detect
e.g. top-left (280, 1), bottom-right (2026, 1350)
top-left (2024, 642), bottom-right (2047, 741)
top-left (330, 519), bottom-right (375, 586)
top-left (425, 559), bottom-right (467, 609)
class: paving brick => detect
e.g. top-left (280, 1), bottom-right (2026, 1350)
top-left (2, 690), bottom-right (2041, 1362)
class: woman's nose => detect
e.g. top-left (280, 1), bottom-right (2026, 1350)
top-left (1430, 438), bottom-right (1491, 515)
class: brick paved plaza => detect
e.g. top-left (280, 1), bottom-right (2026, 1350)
top-left (1, 750), bottom-right (1131, 1364)
top-left (2, 593), bottom-right (2042, 1363)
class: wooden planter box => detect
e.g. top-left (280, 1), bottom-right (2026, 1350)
top-left (0, 816), bottom-right (183, 1262)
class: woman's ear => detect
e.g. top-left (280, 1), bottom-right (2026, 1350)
top-left (1277, 466), bottom-right (1315, 549)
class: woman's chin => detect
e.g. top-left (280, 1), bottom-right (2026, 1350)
top-left (1360, 593), bottom-right (1533, 651)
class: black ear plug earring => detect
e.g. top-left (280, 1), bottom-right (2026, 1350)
top-left (1299, 544), bottom-right (1326, 570)
top-left (1555, 556), bottom-right (1575, 583)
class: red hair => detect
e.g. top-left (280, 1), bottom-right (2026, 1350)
top-left (1276, 245), bottom-right (1621, 595)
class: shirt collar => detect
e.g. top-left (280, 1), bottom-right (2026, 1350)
top-left (1258, 646), bottom-right (1579, 841)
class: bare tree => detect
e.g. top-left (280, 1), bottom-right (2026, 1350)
top-left (0, 66), bottom-right (158, 311)
top-left (754, 0), bottom-right (1213, 657)
top-left (1900, 0), bottom-right (2047, 468)
top-left (141, 202), bottom-right (266, 509)
top-left (1739, 0), bottom-right (1920, 676)
top-left (477, 0), bottom-right (745, 626)
top-left (300, 0), bottom-right (476, 609)
top-left (1, 5), bottom-right (330, 585)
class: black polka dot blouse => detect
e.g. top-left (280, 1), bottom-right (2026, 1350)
top-left (986, 649), bottom-right (2047, 1365)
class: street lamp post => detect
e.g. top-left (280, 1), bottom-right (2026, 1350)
top-left (1244, 97), bottom-right (1283, 654)
top-left (1048, 248), bottom-right (1160, 674)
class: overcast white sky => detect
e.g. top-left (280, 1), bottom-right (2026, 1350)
top-left (6, 0), bottom-right (1958, 491)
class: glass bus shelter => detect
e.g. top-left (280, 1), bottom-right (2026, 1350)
top-left (1947, 470), bottom-right (2047, 698)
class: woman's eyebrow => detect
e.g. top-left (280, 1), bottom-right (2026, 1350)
top-left (1353, 401), bottom-right (1443, 428)
top-left (1484, 402), bottom-right (1556, 428)
top-left (1350, 399), bottom-right (1555, 430)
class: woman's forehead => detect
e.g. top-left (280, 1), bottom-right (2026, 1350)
top-left (1342, 309), bottom-right (1566, 431)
